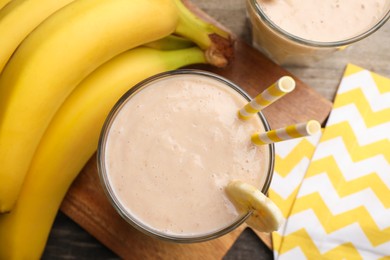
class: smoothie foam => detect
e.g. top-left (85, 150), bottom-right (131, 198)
top-left (257, 0), bottom-right (388, 42)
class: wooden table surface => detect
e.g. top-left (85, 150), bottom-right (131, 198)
top-left (42, 1), bottom-right (390, 259)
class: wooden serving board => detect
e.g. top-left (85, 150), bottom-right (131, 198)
top-left (60, 3), bottom-right (333, 259)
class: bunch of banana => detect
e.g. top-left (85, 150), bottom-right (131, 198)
top-left (0, 0), bottom-right (234, 214)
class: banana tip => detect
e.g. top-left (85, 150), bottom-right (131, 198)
top-left (206, 34), bottom-right (235, 68)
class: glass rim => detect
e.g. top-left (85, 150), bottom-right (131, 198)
top-left (249, 0), bottom-right (390, 48)
top-left (97, 69), bottom-right (275, 243)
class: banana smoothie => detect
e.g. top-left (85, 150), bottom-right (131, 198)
top-left (247, 0), bottom-right (390, 65)
top-left (98, 71), bottom-right (273, 241)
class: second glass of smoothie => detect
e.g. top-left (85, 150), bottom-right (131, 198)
top-left (97, 70), bottom-right (275, 242)
top-left (246, 0), bottom-right (390, 66)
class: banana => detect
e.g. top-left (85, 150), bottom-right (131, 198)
top-left (0, 45), bottom-right (207, 259)
top-left (0, 0), bottom-right (232, 213)
top-left (0, 0), bottom-right (76, 74)
top-left (226, 180), bottom-right (283, 233)
top-left (0, 0), bottom-right (11, 10)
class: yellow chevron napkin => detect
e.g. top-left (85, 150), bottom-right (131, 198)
top-left (275, 64), bottom-right (390, 259)
top-left (269, 132), bottom-right (322, 258)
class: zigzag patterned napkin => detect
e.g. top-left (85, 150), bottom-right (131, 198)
top-left (269, 133), bottom-right (322, 258)
top-left (269, 64), bottom-right (390, 260)
top-left (270, 64), bottom-right (390, 259)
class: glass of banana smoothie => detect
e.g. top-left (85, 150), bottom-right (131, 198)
top-left (246, 0), bottom-right (390, 66)
top-left (97, 70), bottom-right (275, 242)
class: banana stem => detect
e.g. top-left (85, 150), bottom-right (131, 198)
top-left (144, 35), bottom-right (195, 50)
top-left (173, 0), bottom-right (234, 68)
top-left (162, 46), bottom-right (207, 69)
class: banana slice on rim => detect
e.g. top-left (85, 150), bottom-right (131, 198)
top-left (226, 180), bottom-right (283, 232)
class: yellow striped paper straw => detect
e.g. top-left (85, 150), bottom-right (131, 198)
top-left (251, 120), bottom-right (321, 146)
top-left (238, 76), bottom-right (295, 120)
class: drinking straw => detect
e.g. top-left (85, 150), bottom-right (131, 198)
top-left (251, 120), bottom-right (321, 146)
top-left (238, 76), bottom-right (295, 120)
